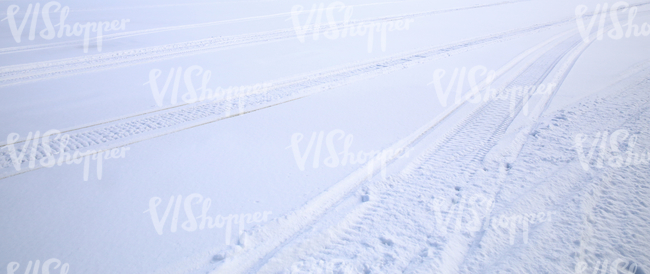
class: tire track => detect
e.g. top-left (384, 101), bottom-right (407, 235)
top-left (251, 32), bottom-right (586, 274)
top-left (0, 0), bottom-right (539, 87)
top-left (0, 19), bottom-right (569, 181)
top-left (205, 28), bottom-right (580, 274)
top-left (0, 0), bottom-right (413, 55)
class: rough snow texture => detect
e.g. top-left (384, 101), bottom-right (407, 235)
top-left (1, 0), bottom-right (649, 274)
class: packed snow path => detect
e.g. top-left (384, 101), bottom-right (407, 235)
top-left (2, 0), bottom-right (650, 273)
top-left (0, 18), bottom-right (569, 180)
top-left (209, 26), bottom-right (650, 274)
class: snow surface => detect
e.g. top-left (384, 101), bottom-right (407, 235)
top-left (1, 0), bottom-right (649, 273)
